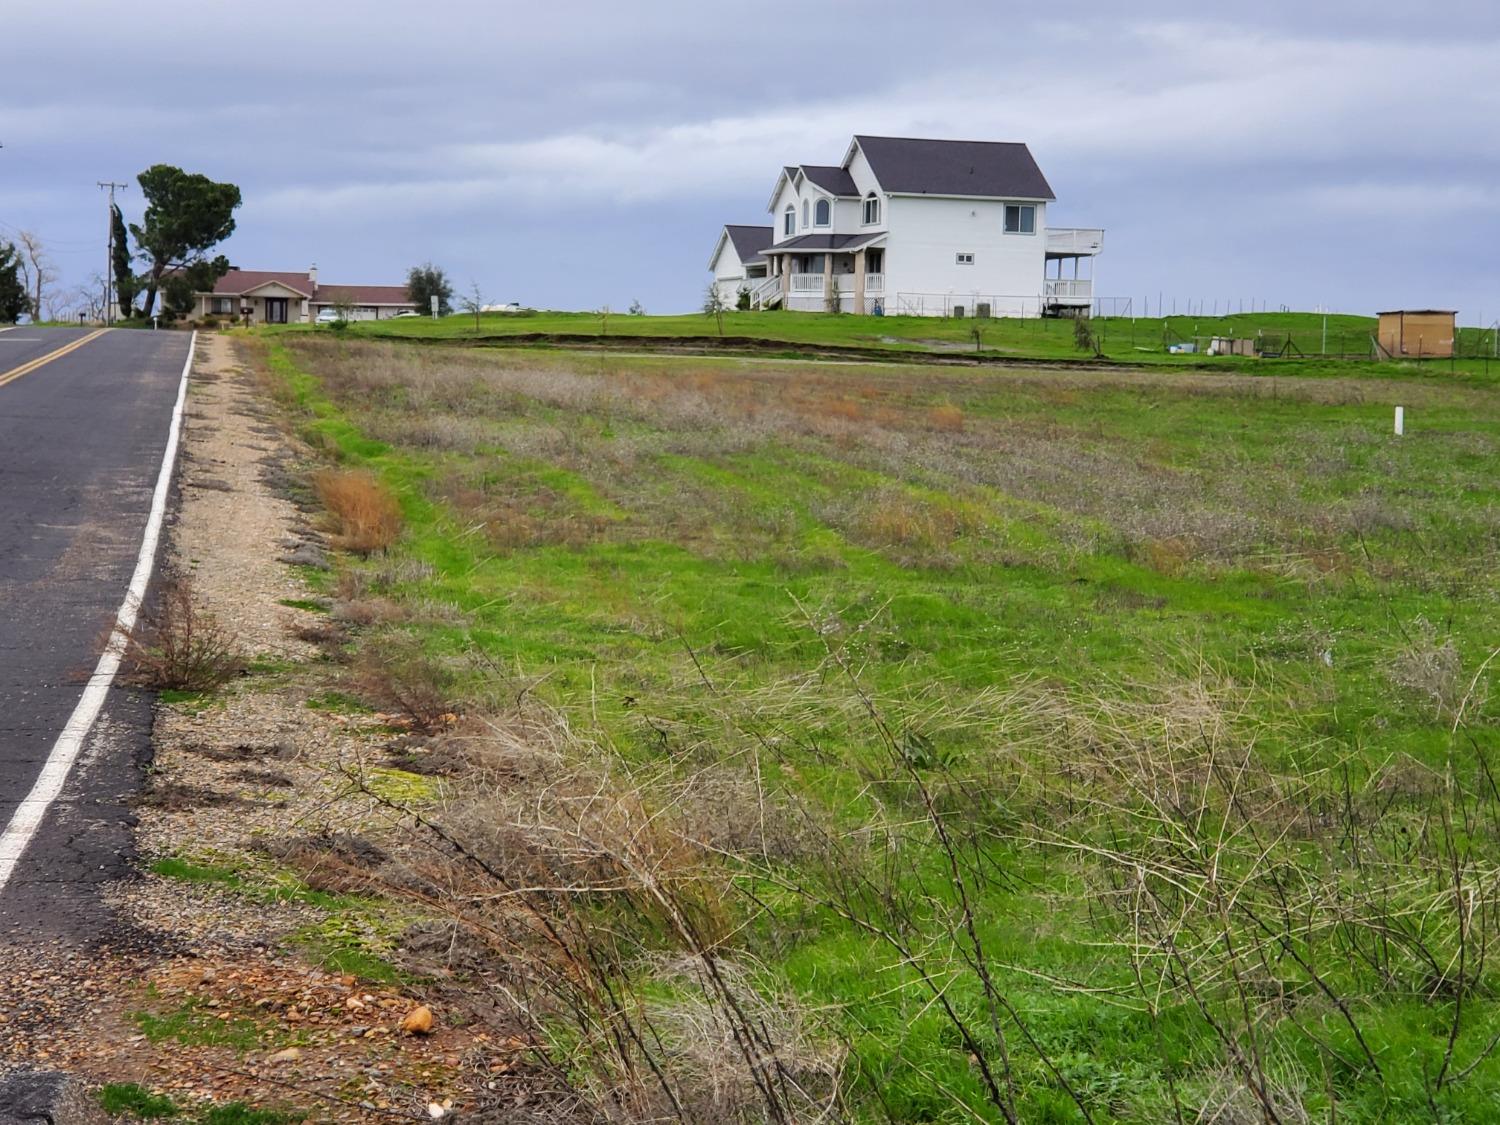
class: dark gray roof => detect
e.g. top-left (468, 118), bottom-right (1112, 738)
top-left (799, 164), bottom-right (858, 197)
top-left (723, 224), bottom-right (773, 265)
top-left (763, 232), bottom-right (885, 253)
top-left (853, 135), bottom-right (1055, 200)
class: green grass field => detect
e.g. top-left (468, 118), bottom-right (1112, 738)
top-left (271, 308), bottom-right (1500, 381)
top-left (259, 333), bottom-right (1500, 1122)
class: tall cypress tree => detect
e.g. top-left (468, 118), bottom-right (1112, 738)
top-left (110, 203), bottom-right (137, 318)
top-left (0, 242), bottom-right (28, 323)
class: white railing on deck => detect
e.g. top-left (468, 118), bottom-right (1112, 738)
top-left (864, 273), bottom-right (885, 293)
top-left (1044, 278), bottom-right (1093, 299)
top-left (791, 274), bottom-right (823, 292)
top-left (1046, 228), bottom-right (1105, 255)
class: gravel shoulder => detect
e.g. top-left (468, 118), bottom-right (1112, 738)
top-left (0, 334), bottom-right (488, 1122)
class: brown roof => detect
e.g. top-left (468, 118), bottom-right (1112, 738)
top-left (208, 269), bottom-right (414, 306)
top-left (211, 270), bottom-right (313, 297)
top-left (313, 284), bottom-right (413, 306)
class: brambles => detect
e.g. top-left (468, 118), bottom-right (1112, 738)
top-left (124, 576), bottom-right (247, 692)
top-left (349, 634), bottom-right (457, 732)
top-left (312, 469), bottom-right (401, 554)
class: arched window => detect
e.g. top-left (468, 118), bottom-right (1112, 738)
top-left (862, 193), bottom-right (880, 225)
top-left (802, 199), bottom-right (810, 228)
top-left (784, 206), bottom-right (795, 237)
top-left (814, 198), bottom-right (830, 226)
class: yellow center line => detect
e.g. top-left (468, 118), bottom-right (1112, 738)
top-left (0, 329), bottom-right (110, 390)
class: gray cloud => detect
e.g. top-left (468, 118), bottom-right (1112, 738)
top-left (2, 1), bottom-right (1497, 317)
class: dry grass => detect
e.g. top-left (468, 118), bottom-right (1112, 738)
top-left (927, 403), bottom-right (965, 432)
top-left (1389, 617), bottom-right (1468, 722)
top-left (313, 468), bottom-right (402, 554)
top-left (307, 696), bottom-right (844, 1123)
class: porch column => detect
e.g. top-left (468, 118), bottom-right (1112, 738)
top-left (779, 256), bottom-right (791, 303)
top-left (853, 249), bottom-right (866, 314)
top-left (823, 253), bottom-right (833, 309)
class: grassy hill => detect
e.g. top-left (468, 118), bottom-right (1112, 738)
top-left (276, 308), bottom-right (1500, 380)
top-left (257, 334), bottom-right (1500, 1122)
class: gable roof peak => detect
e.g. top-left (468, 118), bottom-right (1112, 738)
top-left (848, 134), bottom-right (1056, 200)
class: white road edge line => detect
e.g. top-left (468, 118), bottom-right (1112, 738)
top-left (0, 330), bottom-right (196, 893)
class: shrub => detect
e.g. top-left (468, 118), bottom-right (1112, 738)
top-left (124, 577), bottom-right (248, 692)
top-left (349, 634), bottom-right (457, 732)
top-left (312, 469), bottom-right (402, 554)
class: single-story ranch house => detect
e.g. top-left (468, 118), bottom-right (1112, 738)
top-left (709, 135), bottom-right (1104, 317)
top-left (193, 265), bottom-right (417, 324)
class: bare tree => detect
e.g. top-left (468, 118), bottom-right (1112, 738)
top-left (15, 230), bottom-right (55, 322)
top-left (703, 284), bottom-right (728, 337)
top-left (461, 280), bottom-right (485, 332)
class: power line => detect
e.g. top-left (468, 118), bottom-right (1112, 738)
top-left (98, 181), bottom-right (127, 325)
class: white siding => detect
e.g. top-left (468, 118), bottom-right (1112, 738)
top-left (710, 235), bottom-right (747, 306)
top-left (882, 197), bottom-right (1047, 317)
top-left (771, 180), bottom-right (800, 243)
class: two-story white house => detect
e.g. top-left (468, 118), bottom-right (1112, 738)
top-left (708, 135), bottom-right (1103, 317)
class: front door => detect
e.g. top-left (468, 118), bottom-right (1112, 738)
top-left (264, 298), bottom-right (289, 324)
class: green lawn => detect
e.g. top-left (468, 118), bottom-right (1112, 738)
top-left (260, 334), bottom-right (1500, 1122)
top-left (264, 308), bottom-right (1500, 380)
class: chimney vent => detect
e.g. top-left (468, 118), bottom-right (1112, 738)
top-left (308, 263), bottom-right (318, 290)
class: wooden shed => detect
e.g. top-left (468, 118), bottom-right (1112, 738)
top-left (1377, 309), bottom-right (1457, 358)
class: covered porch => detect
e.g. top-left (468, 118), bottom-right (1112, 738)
top-left (200, 281), bottom-right (311, 324)
top-left (757, 234), bottom-right (886, 312)
top-left (1043, 227), bottom-right (1104, 315)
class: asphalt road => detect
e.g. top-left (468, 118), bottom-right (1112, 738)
top-left (0, 326), bottom-right (191, 944)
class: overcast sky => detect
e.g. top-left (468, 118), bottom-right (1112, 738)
top-left (3, 1), bottom-right (1498, 318)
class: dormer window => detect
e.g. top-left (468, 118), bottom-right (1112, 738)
top-left (862, 193), bottom-right (880, 225)
top-left (814, 199), bottom-right (830, 226)
top-left (784, 206), bottom-right (795, 237)
top-left (802, 199), bottom-right (810, 228)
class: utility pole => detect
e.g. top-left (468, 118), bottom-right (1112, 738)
top-left (98, 180), bottom-right (127, 326)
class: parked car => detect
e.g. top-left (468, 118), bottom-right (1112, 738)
top-left (314, 307), bottom-right (344, 325)
top-left (390, 309), bottom-right (421, 319)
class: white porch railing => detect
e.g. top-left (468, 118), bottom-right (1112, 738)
top-left (1044, 278), bottom-right (1094, 299)
top-left (864, 273), bottom-right (885, 293)
top-left (791, 273), bottom-right (823, 292)
top-left (1046, 228), bottom-right (1105, 255)
top-left (750, 275), bottom-right (782, 309)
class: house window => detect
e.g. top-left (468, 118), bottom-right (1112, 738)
top-left (802, 199), bottom-right (810, 228)
top-left (211, 296), bottom-right (234, 314)
top-left (1004, 204), bottom-right (1036, 234)
top-left (784, 206), bottom-right (795, 237)
top-left (814, 198), bottom-right (830, 226)
top-left (956, 253), bottom-right (975, 265)
top-left (862, 194), bottom-right (880, 225)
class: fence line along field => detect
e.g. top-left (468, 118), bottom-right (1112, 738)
top-left (313, 308), bottom-right (1500, 377)
top-left (260, 334), bottom-right (1499, 1123)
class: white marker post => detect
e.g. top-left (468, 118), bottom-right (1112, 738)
top-left (430, 295), bottom-right (439, 320)
top-left (1394, 406), bottom-right (1405, 436)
